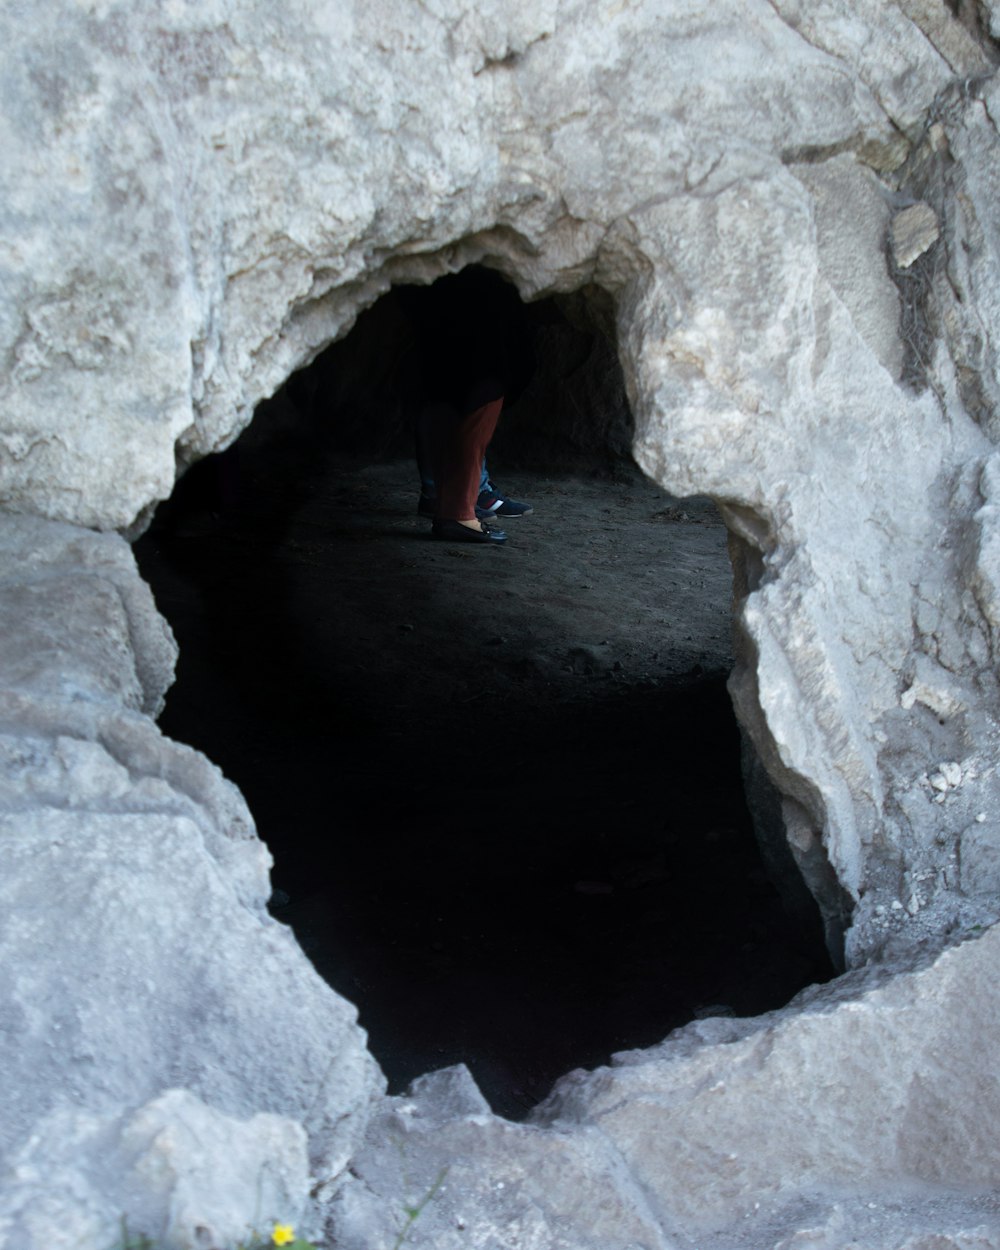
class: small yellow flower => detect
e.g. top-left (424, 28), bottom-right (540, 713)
top-left (272, 1224), bottom-right (296, 1247)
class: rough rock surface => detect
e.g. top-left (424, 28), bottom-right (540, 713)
top-left (3, 0), bottom-right (1000, 950)
top-left (0, 517), bottom-right (382, 1246)
top-left (4, 0), bottom-right (1000, 1245)
top-left (331, 928), bottom-right (1000, 1248)
top-left (1, 1091), bottom-right (311, 1250)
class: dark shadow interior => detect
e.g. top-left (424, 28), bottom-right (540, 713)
top-left (133, 267), bottom-right (835, 1118)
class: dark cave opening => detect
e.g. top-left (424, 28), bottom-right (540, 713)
top-left (133, 267), bottom-right (835, 1118)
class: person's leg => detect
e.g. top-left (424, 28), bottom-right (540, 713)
top-left (416, 423), bottom-right (490, 517)
top-left (434, 397), bottom-right (503, 523)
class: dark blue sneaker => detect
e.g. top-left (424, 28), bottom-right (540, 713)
top-left (475, 481), bottom-right (534, 519)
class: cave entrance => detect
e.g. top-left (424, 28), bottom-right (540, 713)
top-left (133, 266), bottom-right (835, 1119)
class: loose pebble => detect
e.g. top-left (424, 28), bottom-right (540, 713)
top-left (940, 761), bottom-right (962, 788)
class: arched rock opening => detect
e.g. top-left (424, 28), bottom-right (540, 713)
top-left (10, 0), bottom-right (1000, 1240)
top-left (134, 267), bottom-right (835, 1117)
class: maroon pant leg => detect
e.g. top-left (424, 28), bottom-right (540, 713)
top-left (433, 397), bottom-right (504, 521)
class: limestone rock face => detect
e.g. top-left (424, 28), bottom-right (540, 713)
top-left (327, 1065), bottom-right (678, 1250)
top-left (0, 517), bottom-right (383, 1236)
top-left (4, 0), bottom-right (1000, 1246)
top-left (0, 0), bottom-right (971, 530)
top-left (534, 927), bottom-right (1000, 1235)
top-left (1, 1091), bottom-right (311, 1250)
top-left (3, 0), bottom-right (998, 950)
top-left (329, 929), bottom-right (1000, 1248)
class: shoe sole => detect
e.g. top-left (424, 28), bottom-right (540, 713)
top-left (431, 521), bottom-right (507, 544)
top-left (475, 506), bottom-right (533, 519)
top-left (432, 533), bottom-right (506, 545)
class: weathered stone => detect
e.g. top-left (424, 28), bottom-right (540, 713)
top-left (0, 0), bottom-right (962, 531)
top-left (0, 805), bottom-right (378, 1173)
top-left (0, 517), bottom-right (382, 1230)
top-left (932, 74), bottom-right (1000, 440)
top-left (891, 203), bottom-right (941, 269)
top-left (959, 820), bottom-right (1000, 897)
top-left (894, 0), bottom-right (992, 77)
top-left (0, 1091), bottom-right (311, 1250)
top-left (0, 516), bottom-right (176, 717)
top-left (528, 928), bottom-right (1000, 1242)
top-left (324, 933), bottom-right (1000, 1247)
top-left (326, 1066), bottom-right (677, 1250)
top-left (3, 0), bottom-right (1000, 1245)
top-left (792, 155), bottom-right (901, 377)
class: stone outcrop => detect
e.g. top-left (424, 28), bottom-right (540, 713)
top-left (2, 1091), bottom-right (311, 1250)
top-left (331, 929), bottom-right (1000, 1248)
top-left (4, 0), bottom-right (1000, 1246)
top-left (0, 517), bottom-right (382, 1246)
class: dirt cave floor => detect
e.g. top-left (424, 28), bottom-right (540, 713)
top-left (134, 450), bottom-right (835, 1119)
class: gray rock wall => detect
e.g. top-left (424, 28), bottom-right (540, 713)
top-left (3, 1), bottom-right (1000, 1246)
top-left (0, 518), bottom-right (382, 1246)
top-left (330, 931), bottom-right (1000, 1248)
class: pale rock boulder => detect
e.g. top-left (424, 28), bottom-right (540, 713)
top-left (760, 0), bottom-right (989, 117)
top-left (891, 201), bottom-right (940, 269)
top-left (938, 72), bottom-right (1000, 444)
top-left (619, 157), bottom-right (984, 946)
top-left (0, 515), bottom-right (175, 716)
top-left (534, 930), bottom-right (1000, 1232)
top-left (792, 154), bottom-right (901, 377)
top-left (1, 1091), bottom-right (310, 1250)
top-left (325, 929), bottom-right (1000, 1249)
top-left (0, 805), bottom-right (375, 1177)
top-left (0, 517), bottom-right (383, 1204)
top-left (326, 1065), bottom-right (676, 1250)
top-left (959, 818), bottom-right (1000, 897)
top-left (843, 66), bottom-right (1000, 956)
